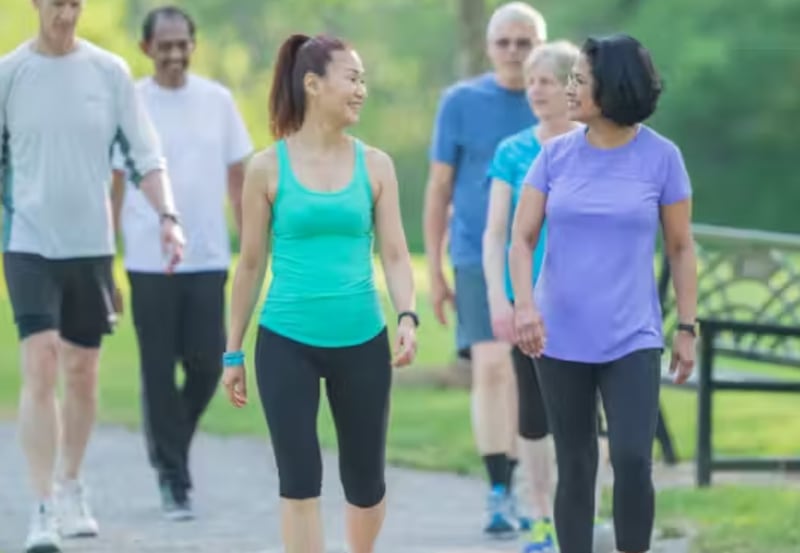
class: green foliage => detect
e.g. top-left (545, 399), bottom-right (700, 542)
top-left (2, 0), bottom-right (797, 248)
top-left (628, 0), bottom-right (800, 233)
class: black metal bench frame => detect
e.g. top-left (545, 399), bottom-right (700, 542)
top-left (657, 224), bottom-right (800, 486)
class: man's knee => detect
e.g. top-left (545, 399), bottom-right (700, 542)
top-left (471, 341), bottom-right (512, 388)
top-left (21, 331), bottom-right (60, 401)
top-left (60, 341), bottom-right (100, 400)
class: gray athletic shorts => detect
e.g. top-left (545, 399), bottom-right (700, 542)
top-left (454, 264), bottom-right (495, 356)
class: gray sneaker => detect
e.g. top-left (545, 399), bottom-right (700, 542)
top-left (159, 482), bottom-right (194, 522)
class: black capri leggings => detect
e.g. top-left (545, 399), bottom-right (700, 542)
top-left (255, 326), bottom-right (392, 508)
top-left (535, 348), bottom-right (661, 553)
top-left (512, 347), bottom-right (608, 441)
top-left (511, 345), bottom-right (549, 440)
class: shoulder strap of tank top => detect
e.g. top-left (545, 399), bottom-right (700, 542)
top-left (275, 139), bottom-right (288, 172)
top-left (274, 139), bottom-right (296, 193)
top-left (351, 138), bottom-right (372, 198)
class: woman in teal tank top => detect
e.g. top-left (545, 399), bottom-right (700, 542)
top-left (220, 34), bottom-right (417, 553)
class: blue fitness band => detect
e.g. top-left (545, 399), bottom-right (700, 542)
top-left (223, 350), bottom-right (245, 367)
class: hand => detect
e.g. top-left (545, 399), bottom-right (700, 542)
top-left (489, 297), bottom-right (515, 343)
top-left (222, 365), bottom-right (248, 408)
top-left (392, 317), bottom-right (417, 367)
top-left (669, 330), bottom-right (696, 384)
top-left (514, 302), bottom-right (546, 357)
top-left (160, 219), bottom-right (185, 274)
top-left (430, 273), bottom-right (455, 326)
top-left (112, 286), bottom-right (124, 316)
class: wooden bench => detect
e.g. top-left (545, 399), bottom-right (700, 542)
top-left (657, 223), bottom-right (800, 486)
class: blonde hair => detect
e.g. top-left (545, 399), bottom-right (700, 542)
top-left (524, 40), bottom-right (579, 85)
top-left (487, 2), bottom-right (547, 42)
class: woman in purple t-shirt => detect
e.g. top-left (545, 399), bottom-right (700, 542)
top-left (509, 35), bottom-right (698, 553)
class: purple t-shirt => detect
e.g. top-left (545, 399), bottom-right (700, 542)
top-left (524, 125), bottom-right (691, 363)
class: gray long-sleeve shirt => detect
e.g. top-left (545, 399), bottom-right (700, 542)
top-left (0, 39), bottom-right (165, 259)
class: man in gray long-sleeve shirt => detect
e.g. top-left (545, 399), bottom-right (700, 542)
top-left (0, 2), bottom-right (184, 552)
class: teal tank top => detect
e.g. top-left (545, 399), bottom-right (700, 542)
top-left (259, 138), bottom-right (385, 347)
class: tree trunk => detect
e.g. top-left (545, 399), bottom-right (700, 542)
top-left (457, 0), bottom-right (487, 77)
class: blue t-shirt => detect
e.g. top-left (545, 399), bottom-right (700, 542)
top-left (429, 73), bottom-right (536, 268)
top-left (488, 126), bottom-right (546, 302)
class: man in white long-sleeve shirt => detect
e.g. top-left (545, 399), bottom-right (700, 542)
top-left (0, 2), bottom-right (184, 552)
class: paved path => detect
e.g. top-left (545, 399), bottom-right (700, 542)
top-left (0, 423), bottom-right (694, 553)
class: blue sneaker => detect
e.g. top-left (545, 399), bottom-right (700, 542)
top-left (521, 517), bottom-right (557, 552)
top-left (518, 515), bottom-right (533, 532)
top-left (484, 484), bottom-right (516, 539)
top-left (507, 491), bottom-right (533, 531)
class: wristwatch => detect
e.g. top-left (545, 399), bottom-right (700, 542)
top-left (397, 310), bottom-right (419, 328)
top-left (160, 211), bottom-right (180, 225)
top-left (677, 322), bottom-right (697, 337)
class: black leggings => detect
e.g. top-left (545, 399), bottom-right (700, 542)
top-left (536, 348), bottom-right (661, 553)
top-left (255, 326), bottom-right (392, 508)
top-left (511, 346), bottom-right (549, 440)
top-left (512, 347), bottom-right (609, 440)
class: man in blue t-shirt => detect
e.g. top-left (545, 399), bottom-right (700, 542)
top-left (422, 1), bottom-right (547, 538)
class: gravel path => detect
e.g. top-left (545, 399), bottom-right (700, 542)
top-left (0, 423), bottom-right (694, 553)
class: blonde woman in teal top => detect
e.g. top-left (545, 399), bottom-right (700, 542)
top-left (483, 40), bottom-right (581, 553)
top-left (222, 34), bottom-right (417, 553)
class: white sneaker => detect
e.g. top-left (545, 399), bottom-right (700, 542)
top-left (56, 480), bottom-right (99, 538)
top-left (25, 501), bottom-right (61, 553)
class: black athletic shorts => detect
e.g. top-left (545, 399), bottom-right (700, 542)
top-left (3, 252), bottom-right (117, 347)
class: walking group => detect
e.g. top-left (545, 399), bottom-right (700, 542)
top-left (1, 1), bottom-right (697, 553)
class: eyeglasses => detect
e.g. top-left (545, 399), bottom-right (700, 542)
top-left (493, 37), bottom-right (534, 50)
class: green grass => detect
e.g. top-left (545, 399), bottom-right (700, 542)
top-left (655, 486), bottom-right (800, 553)
top-left (0, 255), bottom-right (798, 550)
top-left (1, 255), bottom-right (797, 469)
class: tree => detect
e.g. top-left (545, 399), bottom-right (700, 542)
top-left (457, 0), bottom-right (487, 77)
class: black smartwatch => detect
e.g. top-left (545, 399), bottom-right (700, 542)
top-left (677, 322), bottom-right (697, 337)
top-left (160, 211), bottom-right (180, 225)
top-left (397, 310), bottom-right (419, 328)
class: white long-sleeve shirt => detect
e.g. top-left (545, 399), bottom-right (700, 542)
top-left (0, 39), bottom-right (165, 259)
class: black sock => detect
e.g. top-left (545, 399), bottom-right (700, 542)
top-left (483, 453), bottom-right (509, 489)
top-left (507, 458), bottom-right (518, 492)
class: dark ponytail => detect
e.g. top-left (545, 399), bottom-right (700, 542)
top-left (269, 34), bottom-right (309, 139)
top-left (268, 33), bottom-right (350, 139)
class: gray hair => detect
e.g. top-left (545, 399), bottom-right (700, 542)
top-left (525, 40), bottom-right (579, 85)
top-left (487, 2), bottom-right (547, 42)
